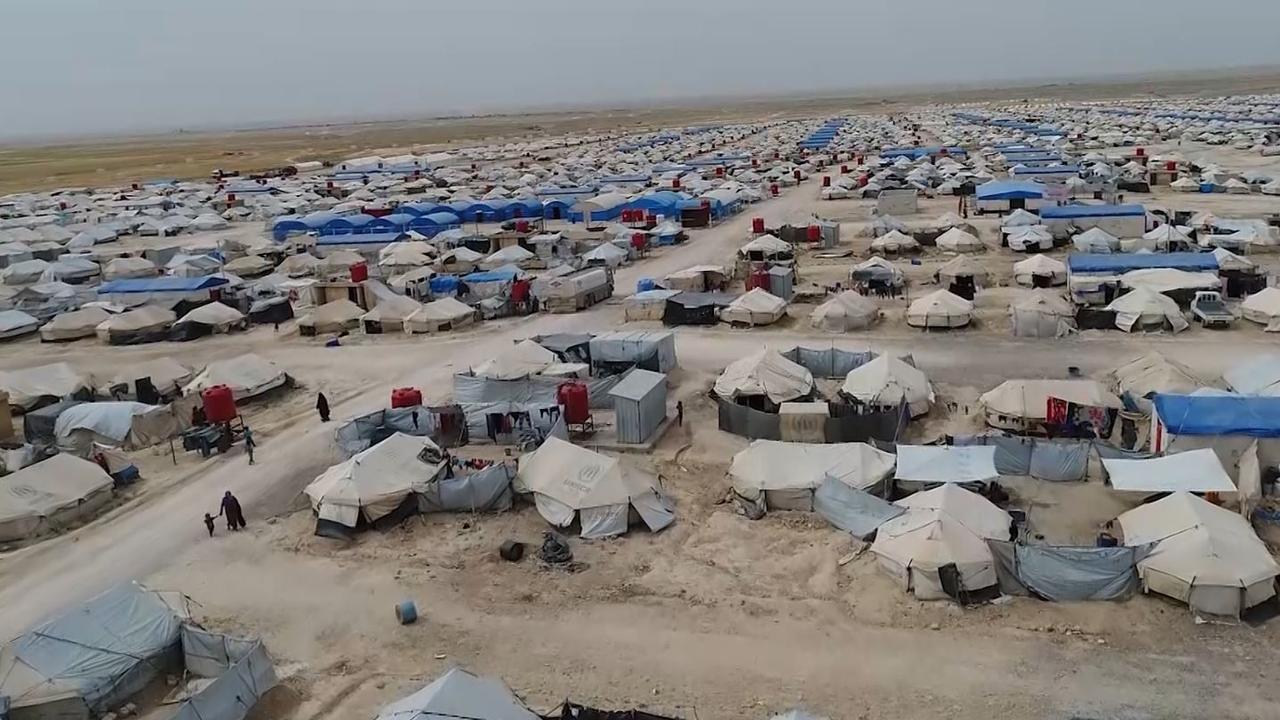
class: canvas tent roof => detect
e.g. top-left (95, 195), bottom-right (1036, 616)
top-left (0, 309), bottom-right (39, 338)
top-left (374, 667), bottom-right (540, 720)
top-left (894, 445), bottom-right (999, 484)
top-left (979, 379), bottom-right (1121, 421)
top-left (1103, 449), bottom-right (1234, 493)
top-left (1151, 394), bottom-right (1280, 438)
top-left (105, 357), bottom-right (193, 396)
top-left (1108, 353), bottom-right (1210, 409)
top-left (936, 255), bottom-right (988, 283)
top-left (473, 339), bottom-right (556, 379)
top-left (0, 453), bottom-right (115, 543)
top-left (1012, 254), bottom-right (1066, 285)
top-left (840, 355), bottom-right (933, 416)
top-left (183, 353), bottom-right (287, 399)
top-left (95, 305), bottom-right (175, 340)
top-left (935, 227), bottom-right (983, 252)
top-left (306, 433), bottom-right (445, 528)
top-left (714, 349), bottom-right (813, 403)
top-left (1118, 492), bottom-right (1278, 616)
top-left (729, 440), bottom-right (897, 500)
top-left (809, 291), bottom-right (878, 332)
top-left (1119, 268), bottom-right (1220, 294)
top-left (739, 234), bottom-right (792, 256)
top-left (869, 230), bottom-right (919, 252)
top-left (1105, 287), bottom-right (1188, 333)
top-left (720, 288), bottom-right (786, 326)
top-left (298, 299), bottom-right (364, 333)
top-left (871, 484), bottom-right (1011, 599)
top-left (514, 436), bottom-right (673, 538)
top-left (40, 307), bottom-right (111, 342)
top-left (0, 583), bottom-right (188, 715)
top-left (1242, 287), bottom-right (1280, 330)
top-left (906, 289), bottom-right (973, 328)
top-left (176, 302), bottom-right (244, 329)
top-left (0, 362), bottom-right (91, 410)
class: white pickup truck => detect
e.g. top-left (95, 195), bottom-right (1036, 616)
top-left (1191, 291), bottom-right (1234, 328)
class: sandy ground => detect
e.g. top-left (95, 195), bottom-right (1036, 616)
top-left (7, 125), bottom-right (1280, 719)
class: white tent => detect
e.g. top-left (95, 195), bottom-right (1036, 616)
top-left (581, 242), bottom-right (628, 268)
top-left (720, 288), bottom-right (787, 326)
top-left (1119, 492), bottom-right (1278, 617)
top-left (1012, 254), bottom-right (1066, 286)
top-left (514, 436), bottom-right (673, 539)
top-left (305, 433), bottom-right (446, 529)
top-left (729, 440), bottom-right (896, 510)
top-left (297, 299), bottom-right (364, 334)
top-left (473, 339), bottom-right (555, 379)
top-left (1119, 268), bottom-right (1219, 295)
top-left (840, 355), bottom-right (934, 417)
top-left (439, 247), bottom-right (484, 273)
top-left (714, 349), bottom-right (814, 404)
top-left (1010, 290), bottom-right (1076, 339)
top-left (871, 484), bottom-right (1011, 600)
top-left (1242, 287), bottom-right (1280, 331)
top-left (1106, 287), bottom-right (1188, 333)
top-left (95, 305), bottom-right (175, 343)
top-left (936, 256), bottom-right (988, 286)
top-left (103, 357), bottom-right (193, 398)
top-left (277, 253), bottom-right (322, 277)
top-left (480, 245), bottom-right (534, 270)
top-left (1072, 227), bottom-right (1121, 253)
top-left (1006, 225), bottom-right (1053, 252)
top-left (935, 227), bottom-right (984, 253)
top-left (1142, 224), bottom-right (1192, 250)
top-left (101, 257), bottom-right (158, 281)
top-left (1103, 450), bottom-right (1234, 493)
top-left (809, 291), bottom-right (878, 332)
top-left (183, 353), bottom-right (287, 399)
top-left (374, 667), bottom-right (540, 720)
top-left (0, 454), bottom-right (115, 543)
top-left (222, 255), bottom-right (274, 278)
top-left (869, 230), bottom-right (919, 254)
top-left (360, 295), bottom-right (423, 333)
top-left (404, 297), bottom-right (476, 334)
top-left (0, 362), bottom-right (92, 410)
top-left (1001, 208), bottom-right (1040, 228)
top-left (738, 234), bottom-right (792, 260)
top-left (1108, 352), bottom-right (1212, 411)
top-left (174, 302), bottom-right (245, 334)
top-left (979, 379), bottom-right (1121, 431)
top-left (0, 310), bottom-right (40, 340)
top-left (40, 307), bottom-right (111, 342)
top-left (906, 289), bottom-right (973, 328)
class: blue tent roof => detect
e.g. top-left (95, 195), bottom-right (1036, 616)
top-left (398, 202), bottom-right (447, 216)
top-left (462, 269), bottom-right (518, 283)
top-left (316, 231), bottom-right (406, 246)
top-left (99, 276), bottom-right (230, 294)
top-left (1067, 252), bottom-right (1219, 274)
top-left (301, 211), bottom-right (341, 229)
top-left (975, 180), bottom-right (1046, 200)
top-left (415, 212), bottom-right (461, 226)
top-left (1040, 204), bottom-right (1145, 219)
top-left (1153, 394), bottom-right (1280, 438)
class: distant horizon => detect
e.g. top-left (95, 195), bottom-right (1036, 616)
top-left (6, 0), bottom-right (1280, 145)
top-left (6, 62), bottom-right (1280, 147)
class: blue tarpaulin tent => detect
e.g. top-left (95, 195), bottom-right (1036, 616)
top-left (1041, 204), bottom-right (1145, 219)
top-left (975, 180), bottom-right (1046, 200)
top-left (1066, 252), bottom-right (1218, 274)
top-left (98, 276), bottom-right (230, 294)
top-left (1152, 394), bottom-right (1280, 438)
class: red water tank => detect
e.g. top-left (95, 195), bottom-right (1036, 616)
top-left (752, 158), bottom-right (759, 168)
top-left (858, 175), bottom-right (869, 187)
top-left (631, 232), bottom-right (647, 250)
top-left (841, 164), bottom-right (849, 174)
top-left (747, 267), bottom-right (770, 292)
top-left (701, 199), bottom-right (711, 209)
top-left (770, 184), bottom-right (779, 197)
top-left (621, 209), bottom-right (633, 223)
top-left (672, 178), bottom-right (681, 189)
top-left (201, 385), bottom-right (237, 424)
top-left (391, 387), bottom-right (422, 408)
top-left (511, 278), bottom-right (530, 303)
top-left (515, 219), bottom-right (530, 233)
top-left (822, 176), bottom-right (831, 187)
top-left (556, 382), bottom-right (590, 424)
top-left (350, 262), bottom-right (368, 282)
top-left (1165, 160), bottom-right (1177, 171)
top-left (1135, 147), bottom-right (1146, 156)
top-left (855, 154), bottom-right (864, 165)
top-left (644, 212), bottom-right (657, 225)
top-left (226, 193), bottom-right (237, 203)
top-left (807, 225), bottom-right (822, 242)
top-left (326, 180), bottom-right (334, 189)
top-left (751, 217), bottom-right (765, 234)
top-left (715, 166), bottom-right (725, 177)
top-left (793, 170), bottom-right (802, 181)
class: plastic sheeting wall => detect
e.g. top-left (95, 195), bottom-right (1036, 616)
top-left (781, 347), bottom-right (878, 379)
top-left (717, 399), bottom-right (905, 444)
top-left (174, 626), bottom-right (277, 720)
top-left (334, 405), bottom-right (465, 458)
top-left (453, 373), bottom-right (621, 439)
top-left (988, 541), bottom-right (1143, 601)
top-left (417, 463), bottom-right (514, 513)
top-left (952, 435), bottom-right (1091, 482)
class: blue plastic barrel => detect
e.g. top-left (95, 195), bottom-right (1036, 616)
top-left (395, 600), bottom-right (418, 625)
top-left (636, 278), bottom-right (656, 293)
top-left (1199, 183), bottom-right (1214, 193)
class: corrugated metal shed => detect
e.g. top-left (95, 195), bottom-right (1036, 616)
top-left (608, 369), bottom-right (668, 444)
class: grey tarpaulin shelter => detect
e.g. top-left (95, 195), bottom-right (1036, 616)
top-left (333, 405), bottom-right (466, 458)
top-left (988, 541), bottom-right (1143, 601)
top-left (781, 347), bottom-right (877, 379)
top-left (375, 667), bottom-right (539, 720)
top-left (452, 373), bottom-right (621, 441)
top-left (813, 478), bottom-right (904, 538)
top-left (588, 331), bottom-right (677, 374)
top-left (171, 626), bottom-right (277, 720)
top-left (0, 583), bottom-right (188, 720)
top-left (418, 463), bottom-right (515, 514)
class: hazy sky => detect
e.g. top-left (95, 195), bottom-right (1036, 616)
top-left (4, 0), bottom-right (1280, 140)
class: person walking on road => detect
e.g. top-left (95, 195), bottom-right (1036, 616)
top-left (243, 426), bottom-right (256, 465)
top-left (316, 392), bottom-right (330, 423)
top-left (203, 513), bottom-right (216, 537)
top-left (676, 401), bottom-right (684, 427)
top-left (218, 491), bottom-right (246, 531)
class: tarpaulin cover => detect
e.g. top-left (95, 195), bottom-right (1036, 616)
top-left (453, 373), bottom-right (620, 438)
top-left (1103, 449), bottom-right (1235, 493)
top-left (782, 347), bottom-right (877, 379)
top-left (952, 434), bottom-right (1033, 475)
top-left (1067, 252), bottom-right (1219, 275)
top-left (894, 445), bottom-right (998, 484)
top-left (0, 583), bottom-right (186, 715)
top-left (173, 627), bottom-right (277, 720)
top-left (988, 541), bottom-right (1141, 601)
top-left (1028, 441), bottom-right (1090, 482)
top-left (374, 667), bottom-right (540, 720)
top-left (334, 405), bottom-right (462, 458)
top-left (813, 478), bottom-right (904, 538)
top-left (1152, 393), bottom-right (1280, 437)
top-left (1040, 204), bottom-right (1144, 219)
top-left (418, 463), bottom-right (514, 513)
